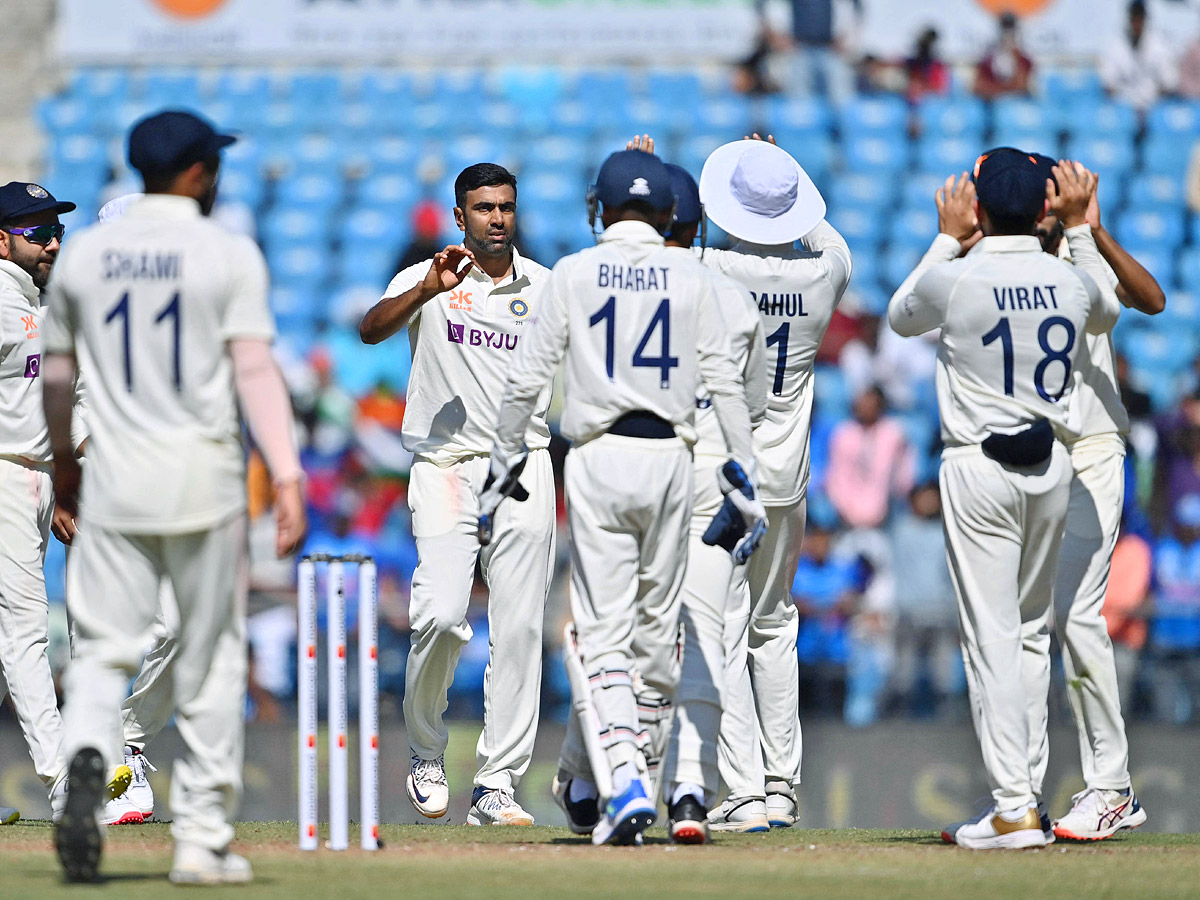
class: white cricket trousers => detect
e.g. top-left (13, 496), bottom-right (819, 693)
top-left (404, 450), bottom-right (554, 791)
top-left (1025, 435), bottom-right (1132, 795)
top-left (662, 459), bottom-right (734, 802)
top-left (941, 443), bottom-right (1071, 814)
top-left (557, 434), bottom-right (692, 783)
top-left (62, 514), bottom-right (248, 851)
top-left (718, 498), bottom-right (806, 798)
top-left (0, 455), bottom-right (65, 792)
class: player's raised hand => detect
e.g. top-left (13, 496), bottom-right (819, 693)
top-left (274, 478), bottom-right (307, 559)
top-left (935, 172), bottom-right (978, 243)
top-left (421, 244), bottom-right (476, 296)
top-left (744, 133), bottom-right (778, 145)
top-left (1086, 172), bottom-right (1103, 230)
top-left (1048, 160), bottom-right (1096, 228)
top-left (626, 134), bottom-right (656, 154)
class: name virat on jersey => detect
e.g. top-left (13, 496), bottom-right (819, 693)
top-left (102, 250), bottom-right (182, 281)
top-left (597, 263), bottom-right (669, 291)
top-left (993, 284), bottom-right (1060, 311)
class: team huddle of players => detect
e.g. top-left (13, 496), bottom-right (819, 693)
top-left (0, 107), bottom-right (1164, 882)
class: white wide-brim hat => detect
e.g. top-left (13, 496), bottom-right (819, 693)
top-left (699, 140), bottom-right (826, 245)
top-left (98, 193), bottom-right (143, 223)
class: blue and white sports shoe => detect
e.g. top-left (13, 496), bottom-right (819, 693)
top-left (407, 755), bottom-right (449, 819)
top-left (1053, 788), bottom-right (1146, 841)
top-left (592, 778), bottom-right (657, 846)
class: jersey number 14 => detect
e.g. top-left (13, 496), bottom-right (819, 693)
top-left (590, 296), bottom-right (679, 388)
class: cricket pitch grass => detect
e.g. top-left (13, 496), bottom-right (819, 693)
top-left (2, 821), bottom-right (1198, 899)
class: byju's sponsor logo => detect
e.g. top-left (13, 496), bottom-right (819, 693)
top-left (24, 354), bottom-right (40, 378)
top-left (446, 321), bottom-right (519, 351)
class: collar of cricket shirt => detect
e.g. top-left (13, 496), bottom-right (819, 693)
top-left (119, 193), bottom-right (204, 220)
top-left (466, 245), bottom-right (528, 289)
top-left (597, 219), bottom-right (666, 246)
top-left (976, 235), bottom-right (1042, 254)
top-left (0, 259), bottom-right (39, 306)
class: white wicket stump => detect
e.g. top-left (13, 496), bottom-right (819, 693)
top-left (297, 554), bottom-right (380, 852)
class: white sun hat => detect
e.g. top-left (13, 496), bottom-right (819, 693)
top-left (699, 140), bottom-right (826, 245)
top-left (98, 193), bottom-right (143, 223)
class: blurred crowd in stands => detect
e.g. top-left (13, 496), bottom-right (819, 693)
top-left (25, 0), bottom-right (1200, 732)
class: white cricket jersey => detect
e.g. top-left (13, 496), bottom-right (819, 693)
top-left (702, 220), bottom-right (852, 504)
top-left (493, 220), bottom-right (753, 465)
top-left (43, 194), bottom-right (275, 534)
top-left (1057, 236), bottom-right (1129, 441)
top-left (0, 261), bottom-right (88, 460)
top-left (677, 247), bottom-right (768, 465)
top-left (381, 248), bottom-right (551, 466)
top-left (888, 229), bottom-right (1121, 448)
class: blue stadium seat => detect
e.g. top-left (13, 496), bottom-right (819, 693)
top-left (216, 167), bottom-right (266, 213)
top-left (141, 69), bottom-right (202, 108)
top-left (1042, 68), bottom-right (1104, 106)
top-left (827, 205), bottom-right (884, 245)
top-left (1062, 101), bottom-right (1138, 142)
top-left (914, 96), bottom-right (986, 138)
top-left (646, 70), bottom-right (705, 108)
top-left (1125, 173), bottom-right (1184, 211)
top-left (1064, 135), bottom-right (1135, 179)
top-left (915, 135), bottom-right (979, 174)
top-left (813, 364), bottom-right (852, 420)
top-left (838, 95), bottom-right (907, 138)
top-left (355, 173), bottom-right (420, 212)
top-left (66, 69), bottom-right (131, 105)
top-left (676, 133), bottom-right (730, 179)
top-left (274, 173), bottom-right (343, 215)
top-left (771, 133), bottom-right (835, 184)
top-left (1146, 100), bottom-right (1200, 141)
top-left (1155, 290), bottom-right (1200, 327)
top-left (270, 247), bottom-right (332, 291)
top-left (696, 97), bottom-right (754, 135)
top-left (888, 206), bottom-right (938, 249)
top-left (1176, 248), bottom-right (1200, 290)
top-left (520, 135), bottom-right (590, 180)
top-left (881, 245), bottom-right (923, 290)
top-left (993, 97), bottom-right (1056, 138)
top-left (37, 97), bottom-right (96, 137)
top-left (261, 208), bottom-right (322, 251)
top-left (215, 69), bottom-right (272, 108)
top-left (287, 133), bottom-right (348, 177)
top-left (357, 137), bottom-right (420, 180)
top-left (1121, 328), bottom-right (1198, 374)
top-left (47, 134), bottom-right (110, 181)
top-left (343, 206), bottom-right (412, 251)
top-left (499, 65), bottom-right (566, 110)
top-left (1117, 243), bottom-right (1175, 287)
top-left (987, 129), bottom-right (1050, 157)
top-left (762, 95), bottom-right (834, 136)
top-left (1115, 210), bottom-right (1185, 250)
top-left (575, 70), bottom-right (633, 108)
top-left (547, 101), bottom-right (600, 141)
top-left (1141, 137), bottom-right (1194, 178)
top-left (336, 246), bottom-right (399, 292)
top-left (843, 135), bottom-right (908, 175)
top-left (902, 171), bottom-right (951, 210)
top-left (827, 173), bottom-right (895, 211)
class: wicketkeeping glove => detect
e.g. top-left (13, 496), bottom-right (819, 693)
top-left (702, 460), bottom-right (768, 565)
top-left (476, 448), bottom-right (530, 546)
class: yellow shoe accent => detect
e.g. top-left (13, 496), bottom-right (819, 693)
top-left (992, 808), bottom-right (1040, 835)
top-left (106, 765), bottom-right (133, 801)
top-left (0, 807), bottom-right (20, 825)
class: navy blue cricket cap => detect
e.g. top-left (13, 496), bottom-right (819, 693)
top-left (593, 150), bottom-right (674, 212)
top-left (973, 146), bottom-right (1046, 223)
top-left (665, 163), bottom-right (703, 226)
top-left (1030, 152), bottom-right (1058, 189)
top-left (0, 182), bottom-right (76, 224)
top-left (128, 110), bottom-right (237, 177)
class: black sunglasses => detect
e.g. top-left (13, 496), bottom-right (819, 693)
top-left (5, 224), bottom-right (65, 245)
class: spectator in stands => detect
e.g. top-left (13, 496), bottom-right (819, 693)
top-left (838, 524), bottom-right (895, 727)
top-left (1145, 495), bottom-right (1200, 723)
top-left (888, 483), bottom-right (960, 717)
top-left (1117, 352), bottom-right (1154, 426)
top-left (793, 521), bottom-right (858, 717)
top-left (973, 13), bottom-right (1034, 99)
top-left (841, 316), bottom-right (938, 412)
top-left (1104, 521), bottom-right (1152, 711)
top-left (733, 9), bottom-right (781, 95)
top-left (1151, 390), bottom-right (1200, 534)
top-left (781, 0), bottom-right (859, 101)
top-left (391, 199), bottom-right (443, 275)
top-left (1101, 0), bottom-right (1177, 111)
top-left (905, 27), bottom-right (951, 103)
top-left (825, 385), bottom-right (915, 529)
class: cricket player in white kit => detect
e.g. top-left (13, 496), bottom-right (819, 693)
top-left (483, 149), bottom-right (764, 846)
top-left (888, 153), bottom-right (1120, 850)
top-left (43, 111), bottom-right (306, 884)
top-left (359, 164), bottom-right (553, 826)
top-left (0, 181), bottom-right (91, 824)
top-left (697, 136), bottom-right (852, 829)
top-left (1023, 153), bottom-right (1160, 841)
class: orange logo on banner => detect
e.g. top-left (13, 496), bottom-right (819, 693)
top-left (151, 0), bottom-right (228, 18)
top-left (976, 0), bottom-right (1053, 13)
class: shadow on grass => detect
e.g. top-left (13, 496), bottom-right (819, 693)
top-left (872, 834), bottom-right (946, 846)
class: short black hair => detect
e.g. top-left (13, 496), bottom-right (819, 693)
top-left (141, 153), bottom-right (219, 194)
top-left (454, 163), bottom-right (517, 210)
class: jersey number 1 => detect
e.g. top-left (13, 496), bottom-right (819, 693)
top-left (105, 291), bottom-right (183, 392)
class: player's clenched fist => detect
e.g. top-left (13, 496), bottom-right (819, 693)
top-left (935, 172), bottom-right (978, 244)
top-left (1047, 160), bottom-right (1096, 229)
top-left (420, 244), bottom-right (476, 298)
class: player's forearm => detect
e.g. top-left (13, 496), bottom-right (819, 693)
top-left (42, 353), bottom-right (79, 460)
top-left (230, 339), bottom-right (304, 486)
top-left (1093, 224), bottom-right (1166, 315)
top-left (1064, 225), bottom-right (1122, 334)
top-left (359, 285), bottom-right (434, 344)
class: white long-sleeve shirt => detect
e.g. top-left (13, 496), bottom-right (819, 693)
top-left (0, 260), bottom-right (87, 460)
top-left (702, 219), bottom-right (852, 504)
top-left (493, 220), bottom-right (753, 466)
top-left (887, 228), bottom-right (1121, 448)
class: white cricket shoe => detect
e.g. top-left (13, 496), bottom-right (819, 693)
top-left (765, 780), bottom-right (797, 828)
top-left (49, 762), bottom-right (132, 825)
top-left (708, 797), bottom-right (770, 833)
top-left (407, 755), bottom-right (449, 819)
top-left (124, 746), bottom-right (156, 818)
top-left (954, 805), bottom-right (1048, 850)
top-left (943, 799), bottom-right (1054, 845)
top-left (169, 842), bottom-right (253, 885)
top-left (467, 787), bottom-right (534, 826)
top-left (100, 794), bottom-right (144, 826)
top-left (1053, 788), bottom-right (1147, 841)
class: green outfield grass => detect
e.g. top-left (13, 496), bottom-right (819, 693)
top-left (2, 821), bottom-right (1198, 900)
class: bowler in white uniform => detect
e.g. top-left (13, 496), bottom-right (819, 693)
top-left (359, 164), bottom-right (553, 826)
